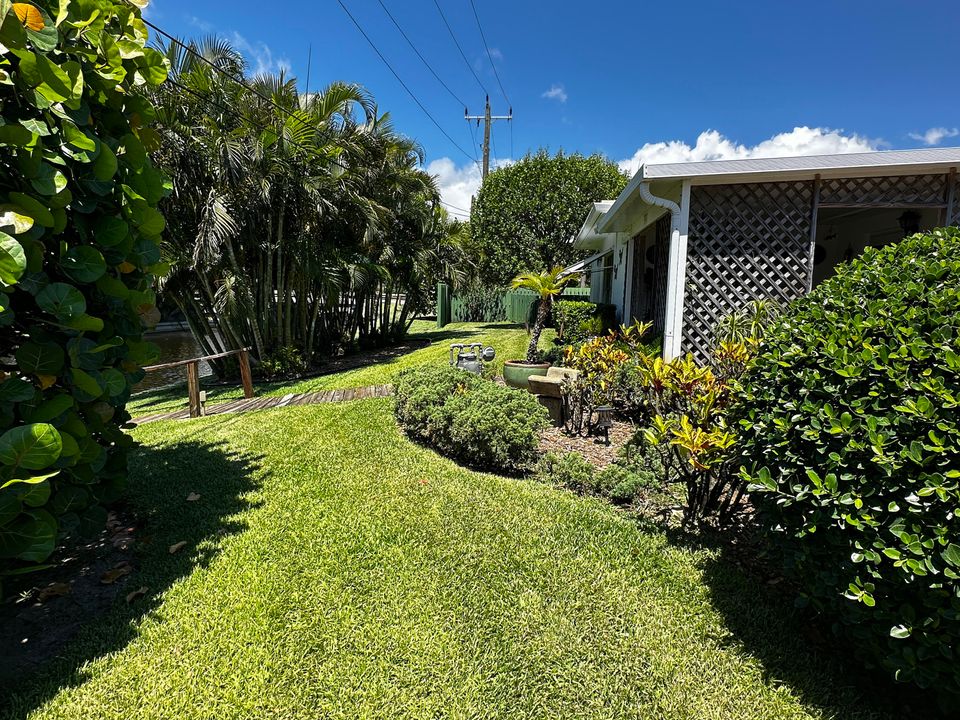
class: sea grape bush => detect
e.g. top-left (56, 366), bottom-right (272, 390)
top-left (0, 0), bottom-right (168, 581)
top-left (737, 228), bottom-right (960, 697)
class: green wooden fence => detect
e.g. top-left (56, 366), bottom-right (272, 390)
top-left (436, 284), bottom-right (591, 327)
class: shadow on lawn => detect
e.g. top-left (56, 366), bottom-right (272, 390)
top-left (128, 327), bottom-right (490, 414)
top-left (0, 436), bottom-right (263, 719)
top-left (670, 529), bottom-right (936, 720)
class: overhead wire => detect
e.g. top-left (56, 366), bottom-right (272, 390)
top-left (335, 0), bottom-right (476, 164)
top-left (431, 0), bottom-right (488, 96)
top-left (375, 0), bottom-right (466, 109)
top-left (467, 0), bottom-right (511, 108)
top-left (144, 18), bottom-right (320, 139)
top-left (373, 0), bottom-right (481, 172)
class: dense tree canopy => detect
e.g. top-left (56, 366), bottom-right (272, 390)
top-left (470, 151), bottom-right (628, 285)
top-left (150, 38), bottom-right (471, 369)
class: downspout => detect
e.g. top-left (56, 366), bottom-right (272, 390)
top-left (636, 182), bottom-right (685, 359)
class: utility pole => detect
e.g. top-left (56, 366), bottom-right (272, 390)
top-left (465, 95), bottom-right (512, 179)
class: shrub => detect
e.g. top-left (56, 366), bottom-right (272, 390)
top-left (561, 321), bottom-right (649, 435)
top-left (553, 300), bottom-right (618, 344)
top-left (594, 464), bottom-right (655, 505)
top-left (534, 451), bottom-right (595, 493)
top-left (394, 365), bottom-right (483, 439)
top-left (533, 451), bottom-right (656, 505)
top-left (737, 227), bottom-right (960, 697)
top-left (430, 382), bottom-right (549, 473)
top-left (0, 0), bottom-right (168, 583)
top-left (259, 346), bottom-right (306, 379)
top-left (452, 287), bottom-right (506, 323)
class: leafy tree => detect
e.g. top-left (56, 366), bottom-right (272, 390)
top-left (510, 267), bottom-right (578, 363)
top-left (0, 0), bottom-right (168, 580)
top-left (470, 150), bottom-right (628, 284)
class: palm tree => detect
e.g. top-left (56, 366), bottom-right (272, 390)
top-left (149, 35), bottom-right (464, 377)
top-left (511, 267), bottom-right (580, 363)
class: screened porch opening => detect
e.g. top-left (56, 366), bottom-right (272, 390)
top-left (811, 206), bottom-right (943, 287)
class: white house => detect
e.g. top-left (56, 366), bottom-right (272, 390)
top-left (573, 147), bottom-right (960, 360)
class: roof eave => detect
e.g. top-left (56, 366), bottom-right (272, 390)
top-left (573, 201), bottom-right (616, 249)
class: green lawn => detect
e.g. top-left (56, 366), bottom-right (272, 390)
top-left (5, 400), bottom-right (890, 720)
top-left (128, 321), bottom-right (550, 417)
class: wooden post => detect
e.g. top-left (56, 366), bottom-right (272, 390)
top-left (238, 349), bottom-right (254, 399)
top-left (186, 361), bottom-right (201, 418)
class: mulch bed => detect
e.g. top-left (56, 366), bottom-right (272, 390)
top-left (0, 508), bottom-right (139, 688)
top-left (538, 418), bottom-right (636, 468)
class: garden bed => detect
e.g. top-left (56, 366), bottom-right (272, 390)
top-left (538, 419), bottom-right (634, 468)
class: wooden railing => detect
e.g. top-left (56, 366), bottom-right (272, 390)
top-left (143, 348), bottom-right (254, 418)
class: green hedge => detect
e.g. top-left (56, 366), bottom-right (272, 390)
top-left (450, 287), bottom-right (507, 323)
top-left (0, 0), bottom-right (168, 582)
top-left (737, 227), bottom-right (960, 697)
top-left (394, 366), bottom-right (547, 473)
top-left (393, 365), bottom-right (483, 439)
top-left (553, 300), bottom-right (616, 343)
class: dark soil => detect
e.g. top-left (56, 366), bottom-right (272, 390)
top-left (0, 508), bottom-right (139, 688)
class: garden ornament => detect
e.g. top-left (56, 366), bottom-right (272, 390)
top-left (594, 405), bottom-right (614, 444)
top-left (449, 343), bottom-right (496, 374)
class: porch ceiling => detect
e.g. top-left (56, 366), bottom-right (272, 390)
top-left (596, 178), bottom-right (680, 235)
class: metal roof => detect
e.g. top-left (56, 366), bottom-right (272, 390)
top-left (641, 147), bottom-right (960, 180)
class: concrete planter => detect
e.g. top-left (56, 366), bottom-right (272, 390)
top-left (502, 361), bottom-right (550, 391)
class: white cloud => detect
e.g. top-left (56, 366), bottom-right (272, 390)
top-left (908, 127), bottom-right (959, 146)
top-left (187, 15), bottom-right (213, 32)
top-left (229, 31), bottom-right (291, 77)
top-left (541, 84), bottom-right (568, 103)
top-left (618, 126), bottom-right (879, 175)
top-left (426, 157), bottom-right (512, 220)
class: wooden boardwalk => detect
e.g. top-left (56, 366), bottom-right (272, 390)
top-left (132, 385), bottom-right (393, 425)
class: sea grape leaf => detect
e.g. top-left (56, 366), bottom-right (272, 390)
top-left (0, 423), bottom-right (62, 471)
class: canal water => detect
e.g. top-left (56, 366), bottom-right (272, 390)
top-left (136, 331), bottom-right (213, 392)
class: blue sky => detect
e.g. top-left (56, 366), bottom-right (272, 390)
top-left (146, 0), bottom-right (960, 217)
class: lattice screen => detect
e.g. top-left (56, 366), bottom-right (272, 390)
top-left (819, 174), bottom-right (948, 207)
top-left (683, 182), bottom-right (813, 360)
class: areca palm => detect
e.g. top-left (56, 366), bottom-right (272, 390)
top-left (511, 267), bottom-right (580, 363)
top-left (149, 36), bottom-right (463, 375)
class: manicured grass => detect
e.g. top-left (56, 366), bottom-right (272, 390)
top-left (127, 321), bottom-right (552, 417)
top-left (5, 401), bottom-right (890, 719)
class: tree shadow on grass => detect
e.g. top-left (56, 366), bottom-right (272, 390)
top-left (668, 528), bottom-right (938, 720)
top-left (0, 436), bottom-right (264, 719)
top-left (129, 329), bottom-right (489, 416)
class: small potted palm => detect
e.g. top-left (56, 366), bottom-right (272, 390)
top-left (503, 266), bottom-right (579, 390)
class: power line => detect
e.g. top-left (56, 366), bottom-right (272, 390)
top-left (376, 0), bottom-right (465, 109)
top-left (161, 76), bottom-right (320, 159)
top-left (468, 0), bottom-right (511, 108)
top-left (439, 199), bottom-right (470, 214)
top-left (144, 19), bottom-right (317, 138)
top-left (431, 0), bottom-right (488, 96)
top-left (335, 0), bottom-right (476, 164)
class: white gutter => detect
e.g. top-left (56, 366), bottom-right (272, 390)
top-left (636, 181), bottom-right (690, 360)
